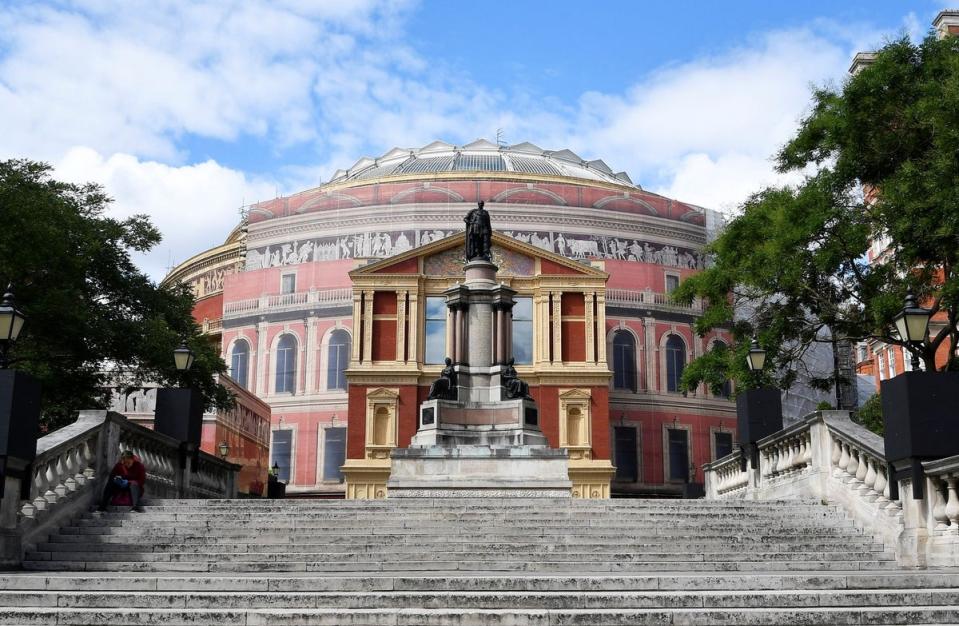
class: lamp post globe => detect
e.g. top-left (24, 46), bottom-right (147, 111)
top-left (218, 441), bottom-right (229, 459)
top-left (893, 289), bottom-right (931, 371)
top-left (271, 462), bottom-right (280, 476)
top-left (0, 285), bottom-right (26, 369)
top-left (745, 336), bottom-right (766, 372)
top-left (173, 343), bottom-right (195, 371)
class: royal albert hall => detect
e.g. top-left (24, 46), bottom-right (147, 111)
top-left (165, 139), bottom-right (736, 498)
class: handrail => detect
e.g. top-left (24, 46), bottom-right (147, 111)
top-left (700, 410), bottom-right (959, 567)
top-left (606, 288), bottom-right (703, 312)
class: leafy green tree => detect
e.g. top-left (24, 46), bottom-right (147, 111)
top-left (0, 159), bottom-right (230, 430)
top-left (854, 394), bottom-right (884, 435)
top-left (675, 34), bottom-right (959, 394)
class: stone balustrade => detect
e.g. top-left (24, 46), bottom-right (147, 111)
top-left (0, 410), bottom-right (239, 568)
top-left (223, 287), bottom-right (352, 318)
top-left (605, 288), bottom-right (703, 313)
top-left (704, 409), bottom-right (959, 568)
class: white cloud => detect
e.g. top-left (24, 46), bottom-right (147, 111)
top-left (0, 1), bottom-right (927, 284)
top-left (54, 148), bottom-right (275, 280)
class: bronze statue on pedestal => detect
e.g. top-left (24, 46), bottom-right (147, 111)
top-left (464, 201), bottom-right (492, 261)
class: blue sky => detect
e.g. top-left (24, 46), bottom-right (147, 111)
top-left (0, 0), bottom-right (944, 278)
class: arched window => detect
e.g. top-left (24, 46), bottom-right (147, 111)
top-left (712, 340), bottom-right (732, 398)
top-left (665, 335), bottom-right (686, 393)
top-left (327, 329), bottom-right (350, 391)
top-left (612, 331), bottom-right (637, 391)
top-left (230, 339), bottom-right (250, 389)
top-left (275, 334), bottom-right (297, 394)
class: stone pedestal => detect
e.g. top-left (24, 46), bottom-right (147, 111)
top-left (389, 247), bottom-right (571, 498)
top-left (414, 398), bottom-right (545, 447)
top-left (388, 445), bottom-right (571, 498)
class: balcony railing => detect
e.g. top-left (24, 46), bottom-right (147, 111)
top-left (606, 288), bottom-right (703, 313)
top-left (201, 318), bottom-right (223, 334)
top-left (224, 288), bottom-right (352, 318)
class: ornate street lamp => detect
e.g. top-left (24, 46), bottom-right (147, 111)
top-left (218, 441), bottom-right (229, 460)
top-left (0, 286), bottom-right (26, 369)
top-left (155, 341), bottom-right (202, 449)
top-left (745, 336), bottom-right (766, 373)
top-left (881, 288), bottom-right (957, 500)
top-left (173, 343), bottom-right (195, 371)
top-left (892, 289), bottom-right (931, 370)
top-left (272, 462), bottom-right (280, 476)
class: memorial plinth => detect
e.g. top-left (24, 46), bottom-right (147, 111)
top-left (388, 205), bottom-right (571, 497)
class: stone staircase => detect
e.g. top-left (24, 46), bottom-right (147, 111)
top-left (3, 498), bottom-right (958, 624)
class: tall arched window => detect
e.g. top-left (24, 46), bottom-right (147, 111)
top-left (230, 339), bottom-right (250, 389)
top-left (275, 334), bottom-right (297, 394)
top-left (327, 329), bottom-right (350, 391)
top-left (712, 340), bottom-right (732, 398)
top-left (665, 335), bottom-right (686, 393)
top-left (612, 331), bottom-right (637, 391)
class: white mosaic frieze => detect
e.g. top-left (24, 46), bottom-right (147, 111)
top-left (245, 229), bottom-right (705, 270)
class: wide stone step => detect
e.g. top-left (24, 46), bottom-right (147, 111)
top-left (3, 605), bottom-right (959, 625)
top-left (22, 559), bottom-right (902, 573)
top-left (3, 588), bottom-right (959, 610)
top-left (3, 572), bottom-right (957, 592)
top-left (25, 548), bottom-right (895, 564)
top-left (35, 540), bottom-right (887, 554)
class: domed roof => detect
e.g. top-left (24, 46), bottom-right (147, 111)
top-left (329, 139), bottom-right (637, 188)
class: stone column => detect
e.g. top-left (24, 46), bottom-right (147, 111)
top-left (469, 300), bottom-right (493, 367)
top-left (551, 291), bottom-right (563, 364)
top-left (453, 305), bottom-right (463, 364)
top-left (351, 291), bottom-right (363, 362)
top-left (643, 317), bottom-right (657, 392)
top-left (362, 290), bottom-right (374, 363)
top-left (596, 291), bottom-right (607, 364)
top-left (407, 293), bottom-right (419, 362)
top-left (585, 291), bottom-right (596, 363)
top-left (256, 320), bottom-right (269, 397)
top-left (305, 315), bottom-right (317, 394)
top-left (397, 291), bottom-right (407, 363)
top-left (494, 305), bottom-right (505, 364)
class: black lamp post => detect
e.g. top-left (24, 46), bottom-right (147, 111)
top-left (892, 289), bottom-right (931, 371)
top-left (154, 341), bottom-right (204, 449)
top-left (736, 334), bottom-right (783, 471)
top-left (0, 286), bottom-right (26, 369)
top-left (272, 462), bottom-right (280, 476)
top-left (0, 285), bottom-right (40, 500)
top-left (881, 289), bottom-right (957, 499)
top-left (218, 441), bottom-right (229, 460)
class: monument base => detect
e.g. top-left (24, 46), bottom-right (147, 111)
top-left (414, 398), bottom-right (545, 447)
top-left (387, 445), bottom-right (571, 498)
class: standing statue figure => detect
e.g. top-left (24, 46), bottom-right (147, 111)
top-left (464, 201), bottom-right (492, 261)
top-left (502, 357), bottom-right (531, 400)
top-left (428, 357), bottom-right (458, 400)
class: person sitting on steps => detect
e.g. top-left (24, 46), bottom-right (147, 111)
top-left (97, 450), bottom-right (147, 513)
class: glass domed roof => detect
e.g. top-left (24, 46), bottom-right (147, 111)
top-left (329, 139), bottom-right (638, 188)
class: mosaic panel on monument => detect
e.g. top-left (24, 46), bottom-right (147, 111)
top-left (246, 228), bottom-right (705, 270)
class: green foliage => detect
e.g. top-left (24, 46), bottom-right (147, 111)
top-left (816, 401), bottom-right (834, 411)
top-left (854, 394), bottom-right (884, 436)
top-left (675, 35), bottom-right (959, 392)
top-left (0, 160), bottom-right (230, 430)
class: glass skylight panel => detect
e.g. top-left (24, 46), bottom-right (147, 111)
top-left (509, 157), bottom-right (562, 176)
top-left (453, 154), bottom-right (506, 172)
top-left (397, 156), bottom-right (455, 174)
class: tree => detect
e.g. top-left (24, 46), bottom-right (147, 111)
top-left (675, 34), bottom-right (959, 394)
top-left (0, 159), bottom-right (230, 430)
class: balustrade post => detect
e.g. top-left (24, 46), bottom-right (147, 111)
top-left (945, 476), bottom-right (959, 529)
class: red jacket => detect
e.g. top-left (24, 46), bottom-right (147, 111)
top-left (109, 458), bottom-right (147, 493)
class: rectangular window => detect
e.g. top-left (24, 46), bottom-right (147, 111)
top-left (512, 297), bottom-right (533, 365)
top-left (887, 349), bottom-right (896, 379)
top-left (281, 274), bottom-right (296, 295)
top-left (323, 427), bottom-right (347, 482)
top-left (668, 428), bottom-right (689, 482)
top-left (877, 353), bottom-right (886, 381)
top-left (271, 430), bottom-right (293, 483)
top-left (665, 274), bottom-right (680, 294)
top-left (425, 297), bottom-right (447, 364)
top-left (614, 426), bottom-right (638, 481)
top-left (714, 431), bottom-right (733, 460)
